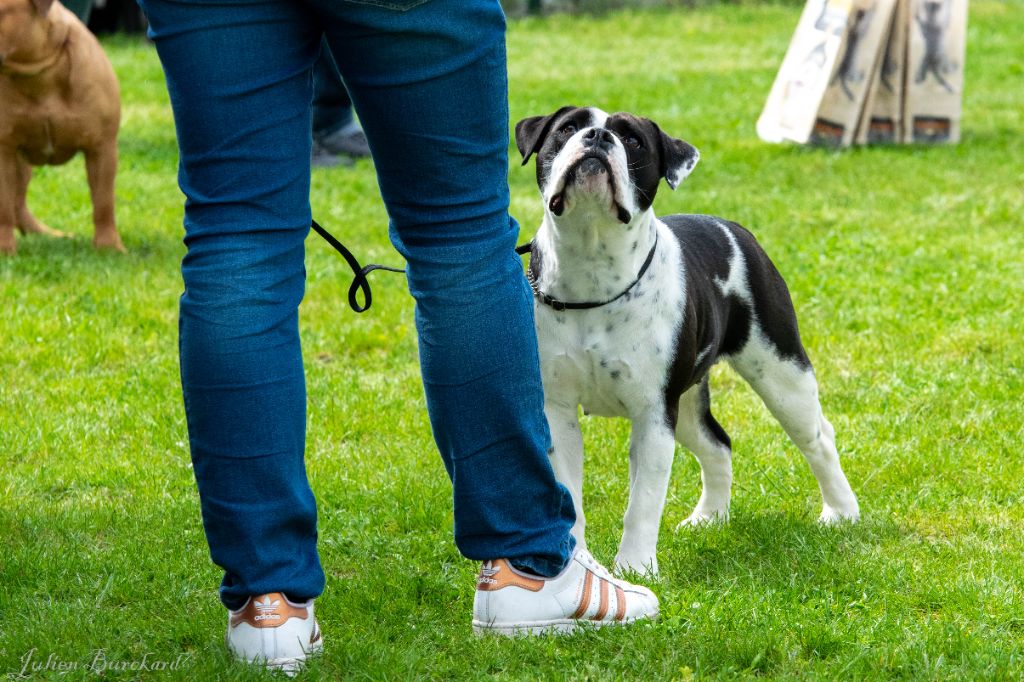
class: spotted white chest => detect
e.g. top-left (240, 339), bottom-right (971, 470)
top-left (534, 220), bottom-right (686, 418)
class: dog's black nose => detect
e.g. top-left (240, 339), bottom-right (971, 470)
top-left (582, 127), bottom-right (614, 149)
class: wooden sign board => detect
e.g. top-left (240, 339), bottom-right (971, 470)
top-left (811, 0), bottom-right (897, 146)
top-left (758, 0), bottom-right (967, 147)
top-left (903, 0), bottom-right (968, 143)
top-left (757, 0), bottom-right (855, 144)
top-left (855, 0), bottom-right (908, 143)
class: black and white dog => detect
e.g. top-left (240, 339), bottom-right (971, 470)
top-left (515, 107), bottom-right (860, 575)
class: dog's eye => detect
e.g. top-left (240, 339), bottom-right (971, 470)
top-left (624, 135), bottom-right (643, 149)
top-left (560, 123), bottom-right (578, 136)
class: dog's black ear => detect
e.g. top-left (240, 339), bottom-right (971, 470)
top-left (655, 125), bottom-right (700, 190)
top-left (31, 0), bottom-right (55, 15)
top-left (514, 106), bottom-right (577, 166)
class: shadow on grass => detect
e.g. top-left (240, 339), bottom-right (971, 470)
top-left (660, 510), bottom-right (908, 599)
top-left (0, 227), bottom-right (184, 279)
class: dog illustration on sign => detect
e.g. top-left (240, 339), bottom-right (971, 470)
top-left (914, 0), bottom-right (955, 93)
top-left (797, 0), bottom-right (849, 79)
top-left (781, 0), bottom-right (848, 105)
top-left (878, 22), bottom-right (900, 93)
top-left (830, 2), bottom-right (877, 101)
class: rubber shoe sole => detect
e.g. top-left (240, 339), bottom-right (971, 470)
top-left (472, 610), bottom-right (658, 637)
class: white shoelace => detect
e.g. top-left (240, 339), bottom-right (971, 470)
top-left (575, 549), bottom-right (618, 583)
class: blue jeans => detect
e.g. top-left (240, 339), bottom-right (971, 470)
top-left (139, 0), bottom-right (576, 608)
top-left (312, 37), bottom-right (353, 139)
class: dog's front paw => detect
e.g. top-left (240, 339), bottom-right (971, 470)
top-left (818, 502), bottom-right (860, 525)
top-left (676, 508), bottom-right (729, 529)
top-left (93, 233), bottom-right (126, 253)
top-left (613, 551), bottom-right (658, 577)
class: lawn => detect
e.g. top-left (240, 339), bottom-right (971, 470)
top-left (2, 1), bottom-right (1023, 679)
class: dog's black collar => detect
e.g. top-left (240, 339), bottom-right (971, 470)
top-left (518, 232), bottom-right (659, 312)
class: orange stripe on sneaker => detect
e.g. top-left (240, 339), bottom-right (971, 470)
top-left (572, 570), bottom-right (594, 619)
top-left (592, 579), bottom-right (610, 621)
top-left (615, 586), bottom-right (626, 621)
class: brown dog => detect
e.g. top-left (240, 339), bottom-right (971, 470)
top-left (0, 0), bottom-right (122, 254)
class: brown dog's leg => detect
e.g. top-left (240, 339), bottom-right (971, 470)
top-left (15, 158), bottom-right (67, 239)
top-left (0, 150), bottom-right (18, 255)
top-left (85, 140), bottom-right (125, 252)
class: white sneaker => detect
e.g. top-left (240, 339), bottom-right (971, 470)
top-left (226, 593), bottom-right (322, 674)
top-left (472, 548), bottom-right (659, 636)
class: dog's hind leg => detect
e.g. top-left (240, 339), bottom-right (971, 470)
top-left (674, 379), bottom-right (733, 527)
top-left (14, 159), bottom-right (65, 239)
top-left (545, 402), bottom-right (588, 553)
top-left (615, 413), bottom-right (677, 575)
top-left (730, 341), bottom-right (860, 524)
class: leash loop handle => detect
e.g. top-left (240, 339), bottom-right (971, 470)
top-left (311, 219), bottom-right (405, 313)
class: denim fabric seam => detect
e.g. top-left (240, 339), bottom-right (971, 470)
top-left (336, 0), bottom-right (430, 11)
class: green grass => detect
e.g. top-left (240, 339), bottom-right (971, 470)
top-left (2, 2), bottom-right (1023, 679)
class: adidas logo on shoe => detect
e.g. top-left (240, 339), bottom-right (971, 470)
top-left (253, 596), bottom-right (282, 622)
top-left (477, 561), bottom-right (501, 586)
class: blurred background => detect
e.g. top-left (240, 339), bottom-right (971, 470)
top-left (65, 0), bottom-right (809, 34)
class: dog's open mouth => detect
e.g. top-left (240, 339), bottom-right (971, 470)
top-left (549, 155), bottom-right (631, 223)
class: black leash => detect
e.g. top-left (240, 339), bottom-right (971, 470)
top-left (311, 219), bottom-right (656, 314)
top-left (310, 219), bottom-right (405, 313)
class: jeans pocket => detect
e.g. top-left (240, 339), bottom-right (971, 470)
top-left (339, 0), bottom-right (431, 10)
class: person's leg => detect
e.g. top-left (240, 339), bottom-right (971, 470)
top-left (311, 37), bottom-right (354, 139)
top-left (138, 0), bottom-right (324, 608)
top-left (317, 0), bottom-right (574, 577)
top-left (311, 39), bottom-right (370, 165)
